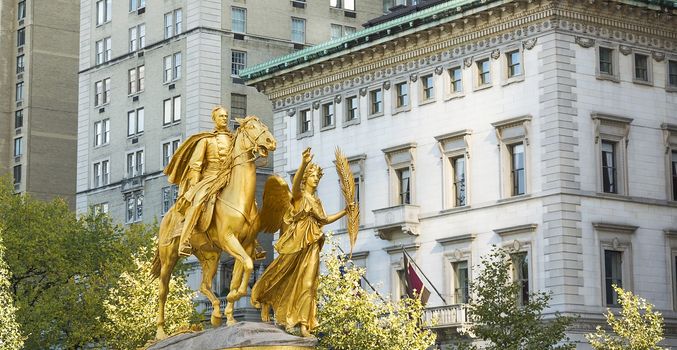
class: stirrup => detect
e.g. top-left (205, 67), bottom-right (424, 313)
top-left (178, 243), bottom-right (192, 257)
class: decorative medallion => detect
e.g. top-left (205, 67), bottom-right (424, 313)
top-left (435, 66), bottom-right (444, 75)
top-left (464, 57), bottom-right (473, 68)
top-left (334, 95), bottom-right (342, 104)
top-left (652, 51), bottom-right (665, 62)
top-left (294, 95), bottom-right (302, 102)
top-left (313, 88), bottom-right (321, 97)
top-left (410, 73), bottom-right (418, 82)
top-left (491, 49), bottom-right (500, 60)
top-left (453, 249), bottom-right (462, 261)
top-left (575, 36), bottom-right (595, 48)
top-left (323, 86), bottom-right (331, 94)
top-left (359, 87), bottom-right (367, 97)
top-left (523, 38), bottom-right (537, 50)
top-left (312, 101), bottom-right (320, 110)
top-left (619, 45), bottom-right (632, 56)
top-left (612, 237), bottom-right (620, 250)
top-left (512, 240), bottom-right (521, 251)
top-left (332, 83), bottom-right (341, 92)
top-left (285, 97), bottom-right (293, 105)
top-left (303, 91), bottom-right (311, 100)
top-left (286, 109), bottom-right (296, 117)
top-left (383, 81), bottom-right (391, 91)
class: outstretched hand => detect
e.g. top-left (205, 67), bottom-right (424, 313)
top-left (302, 147), bottom-right (313, 164)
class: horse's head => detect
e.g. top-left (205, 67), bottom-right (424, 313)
top-left (235, 116), bottom-right (276, 158)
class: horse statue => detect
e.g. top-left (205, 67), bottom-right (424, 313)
top-left (151, 115), bottom-right (276, 339)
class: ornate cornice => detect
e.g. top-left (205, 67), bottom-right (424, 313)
top-left (255, 1), bottom-right (676, 109)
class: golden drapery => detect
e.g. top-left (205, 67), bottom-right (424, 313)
top-left (251, 191), bottom-right (327, 331)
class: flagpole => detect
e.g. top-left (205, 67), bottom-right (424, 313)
top-left (336, 244), bottom-right (387, 303)
top-left (401, 245), bottom-right (448, 305)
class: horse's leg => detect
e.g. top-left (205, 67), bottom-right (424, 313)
top-left (194, 248), bottom-right (222, 327)
top-left (156, 212), bottom-right (180, 340)
top-left (224, 260), bottom-right (243, 326)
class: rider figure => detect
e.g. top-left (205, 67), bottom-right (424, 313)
top-left (164, 106), bottom-right (234, 257)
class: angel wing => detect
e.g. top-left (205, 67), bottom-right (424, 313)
top-left (256, 175), bottom-right (292, 234)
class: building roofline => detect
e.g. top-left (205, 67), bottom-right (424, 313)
top-left (241, 0), bottom-right (675, 83)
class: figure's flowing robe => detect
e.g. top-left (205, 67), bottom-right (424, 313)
top-left (251, 192), bottom-right (327, 331)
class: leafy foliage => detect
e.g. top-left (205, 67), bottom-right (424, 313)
top-left (0, 232), bottom-right (24, 350)
top-left (103, 247), bottom-right (197, 349)
top-left (456, 247), bottom-right (575, 350)
top-left (586, 285), bottom-right (666, 350)
top-left (316, 235), bottom-right (436, 350)
top-left (0, 179), bottom-right (156, 348)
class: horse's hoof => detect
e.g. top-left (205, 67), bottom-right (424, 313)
top-left (226, 317), bottom-right (237, 326)
top-left (211, 314), bottom-right (222, 327)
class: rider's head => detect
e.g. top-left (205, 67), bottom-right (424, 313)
top-left (211, 106), bottom-right (230, 131)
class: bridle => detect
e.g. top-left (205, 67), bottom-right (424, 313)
top-left (231, 120), bottom-right (270, 168)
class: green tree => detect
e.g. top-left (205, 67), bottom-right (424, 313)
top-left (0, 232), bottom-right (24, 350)
top-left (0, 179), bottom-right (156, 348)
top-left (586, 285), bottom-right (666, 350)
top-left (102, 247), bottom-right (197, 349)
top-left (456, 247), bottom-right (574, 350)
top-left (316, 235), bottom-right (436, 350)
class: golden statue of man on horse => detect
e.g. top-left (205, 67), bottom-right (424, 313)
top-left (152, 106), bottom-right (359, 340)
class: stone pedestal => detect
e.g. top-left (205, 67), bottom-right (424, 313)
top-left (147, 322), bottom-right (317, 350)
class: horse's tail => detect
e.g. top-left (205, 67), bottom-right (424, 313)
top-left (150, 247), bottom-right (161, 279)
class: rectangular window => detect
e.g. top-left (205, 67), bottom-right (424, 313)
top-left (126, 150), bottom-right (144, 177)
top-left (507, 50), bottom-right (522, 78)
top-left (162, 140), bottom-right (181, 167)
top-left (321, 102), bottom-right (334, 128)
top-left (477, 58), bottom-right (491, 85)
top-left (232, 7), bottom-right (246, 33)
top-left (604, 250), bottom-right (623, 306)
top-left (291, 17), bottom-right (306, 44)
top-left (672, 151), bottom-right (677, 201)
top-left (162, 185), bottom-right (179, 214)
top-left (129, 0), bottom-right (145, 12)
top-left (15, 82), bottom-right (24, 102)
top-left (13, 165), bottom-right (21, 185)
top-left (330, 0), bottom-right (355, 10)
top-left (94, 119), bottom-right (110, 146)
top-left (128, 65), bottom-right (144, 94)
top-left (449, 66), bottom-right (462, 93)
top-left (452, 260), bottom-right (469, 304)
top-left (452, 156), bottom-right (466, 207)
top-left (96, 0), bottom-right (112, 25)
top-left (175, 9), bottom-right (182, 35)
top-left (599, 47), bottom-right (613, 75)
top-left (17, 28), bottom-right (25, 47)
top-left (510, 143), bottom-right (525, 196)
top-left (13, 137), bottom-right (22, 157)
top-left (127, 108), bottom-right (144, 136)
top-left (18, 1), bottom-right (26, 20)
top-left (601, 140), bottom-right (617, 194)
top-left (93, 160), bottom-right (109, 187)
top-left (299, 109), bottom-right (311, 134)
top-left (397, 168), bottom-right (411, 205)
top-left (16, 55), bottom-right (24, 74)
top-left (125, 191), bottom-right (143, 223)
top-left (512, 252), bottom-right (529, 306)
top-left (14, 110), bottom-right (23, 128)
top-left (421, 74), bottom-right (434, 101)
top-left (95, 37), bottom-right (111, 64)
top-left (634, 53), bottom-right (649, 82)
top-left (669, 60), bottom-right (677, 87)
top-left (231, 50), bottom-right (246, 77)
top-left (164, 10), bottom-right (183, 38)
top-left (345, 95), bottom-right (358, 121)
top-left (94, 78), bottom-right (110, 106)
top-left (330, 24), bottom-right (356, 39)
top-left (92, 202), bottom-right (109, 215)
top-left (369, 89), bottom-right (382, 115)
top-left (231, 93), bottom-right (247, 119)
top-left (395, 82), bottom-right (409, 108)
top-left (163, 96), bottom-right (181, 125)
top-left (163, 53), bottom-right (181, 82)
top-left (104, 37), bottom-right (112, 62)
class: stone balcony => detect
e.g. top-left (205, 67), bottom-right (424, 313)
top-left (372, 204), bottom-right (420, 239)
top-left (423, 304), bottom-right (471, 330)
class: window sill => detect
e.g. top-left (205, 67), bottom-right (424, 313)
top-left (367, 112), bottom-right (384, 120)
top-left (296, 131), bottom-right (313, 140)
top-left (666, 86), bottom-right (677, 93)
top-left (596, 74), bottom-right (620, 83)
top-left (127, 133), bottom-right (144, 139)
top-left (93, 143), bottom-right (110, 149)
top-left (595, 192), bottom-right (629, 200)
top-left (497, 193), bottom-right (531, 204)
top-left (473, 83), bottom-right (493, 92)
top-left (320, 124), bottom-right (335, 132)
top-left (343, 118), bottom-right (360, 128)
top-left (444, 92), bottom-right (465, 101)
top-left (632, 79), bottom-right (653, 87)
top-left (502, 75), bottom-right (525, 87)
top-left (392, 106), bottom-right (410, 116)
top-left (418, 98), bottom-right (436, 107)
top-left (440, 205), bottom-right (471, 215)
top-left (162, 121), bottom-right (181, 128)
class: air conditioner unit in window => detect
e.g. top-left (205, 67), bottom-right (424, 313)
top-left (18, 19), bottom-right (24, 26)
top-left (132, 137), bottom-right (138, 144)
top-left (132, 95), bottom-right (139, 102)
top-left (99, 107), bottom-right (105, 113)
top-left (291, 1), bottom-right (306, 9)
top-left (344, 11), bottom-right (356, 18)
top-left (234, 33), bottom-right (244, 40)
top-left (18, 47), bottom-right (23, 54)
top-left (137, 7), bottom-right (145, 15)
top-left (137, 51), bottom-right (144, 57)
top-left (14, 156), bottom-right (21, 163)
top-left (168, 83), bottom-right (175, 90)
top-left (16, 101), bottom-right (22, 108)
top-left (15, 128), bottom-right (21, 135)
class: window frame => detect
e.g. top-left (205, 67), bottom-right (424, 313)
top-left (344, 94), bottom-right (360, 126)
top-left (15, 82), bottom-right (24, 102)
top-left (661, 123), bottom-right (677, 201)
top-left (297, 107), bottom-right (313, 139)
top-left (92, 158), bottom-right (110, 188)
top-left (128, 0), bottom-right (145, 12)
top-left (439, 234), bottom-right (474, 306)
top-left (596, 44), bottom-right (620, 82)
top-left (368, 87), bottom-right (384, 118)
top-left (162, 185), bottom-right (179, 215)
top-left (445, 64), bottom-right (464, 100)
top-left (128, 65), bottom-right (144, 95)
top-left (124, 190), bottom-right (144, 223)
top-left (320, 101), bottom-right (335, 130)
top-left (128, 23), bottom-right (146, 52)
top-left (632, 52), bottom-right (652, 85)
top-left (492, 116), bottom-right (531, 199)
top-left (163, 96), bottom-right (182, 126)
top-left (291, 17), bottom-right (306, 44)
top-left (231, 50), bottom-right (247, 77)
top-left (162, 138), bottom-right (181, 168)
top-left (593, 222), bottom-right (636, 307)
top-left (503, 47), bottom-right (525, 85)
top-left (164, 8), bottom-right (183, 38)
top-left (383, 143), bottom-right (417, 206)
top-left (13, 137), bottom-right (22, 158)
top-left (436, 130), bottom-right (471, 209)
top-left (17, 28), bottom-right (25, 47)
top-left (16, 54), bottom-right (24, 74)
top-left (667, 59), bottom-right (677, 92)
top-left (94, 77), bottom-right (111, 107)
top-left (14, 110), bottom-right (23, 129)
top-left (474, 56), bottom-right (492, 89)
top-left (125, 149), bottom-right (145, 178)
top-left (94, 118), bottom-right (110, 147)
top-left (231, 6), bottom-right (247, 34)
top-left (419, 73), bottom-right (435, 104)
top-left (13, 165), bottom-right (21, 185)
top-left (18, 0), bottom-right (26, 21)
top-left (592, 113), bottom-right (632, 196)
top-left (393, 80), bottom-right (410, 113)
top-left (163, 52), bottom-right (182, 83)
top-left (127, 107), bottom-right (145, 137)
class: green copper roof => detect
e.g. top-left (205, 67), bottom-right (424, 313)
top-left (240, 0), bottom-right (676, 81)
